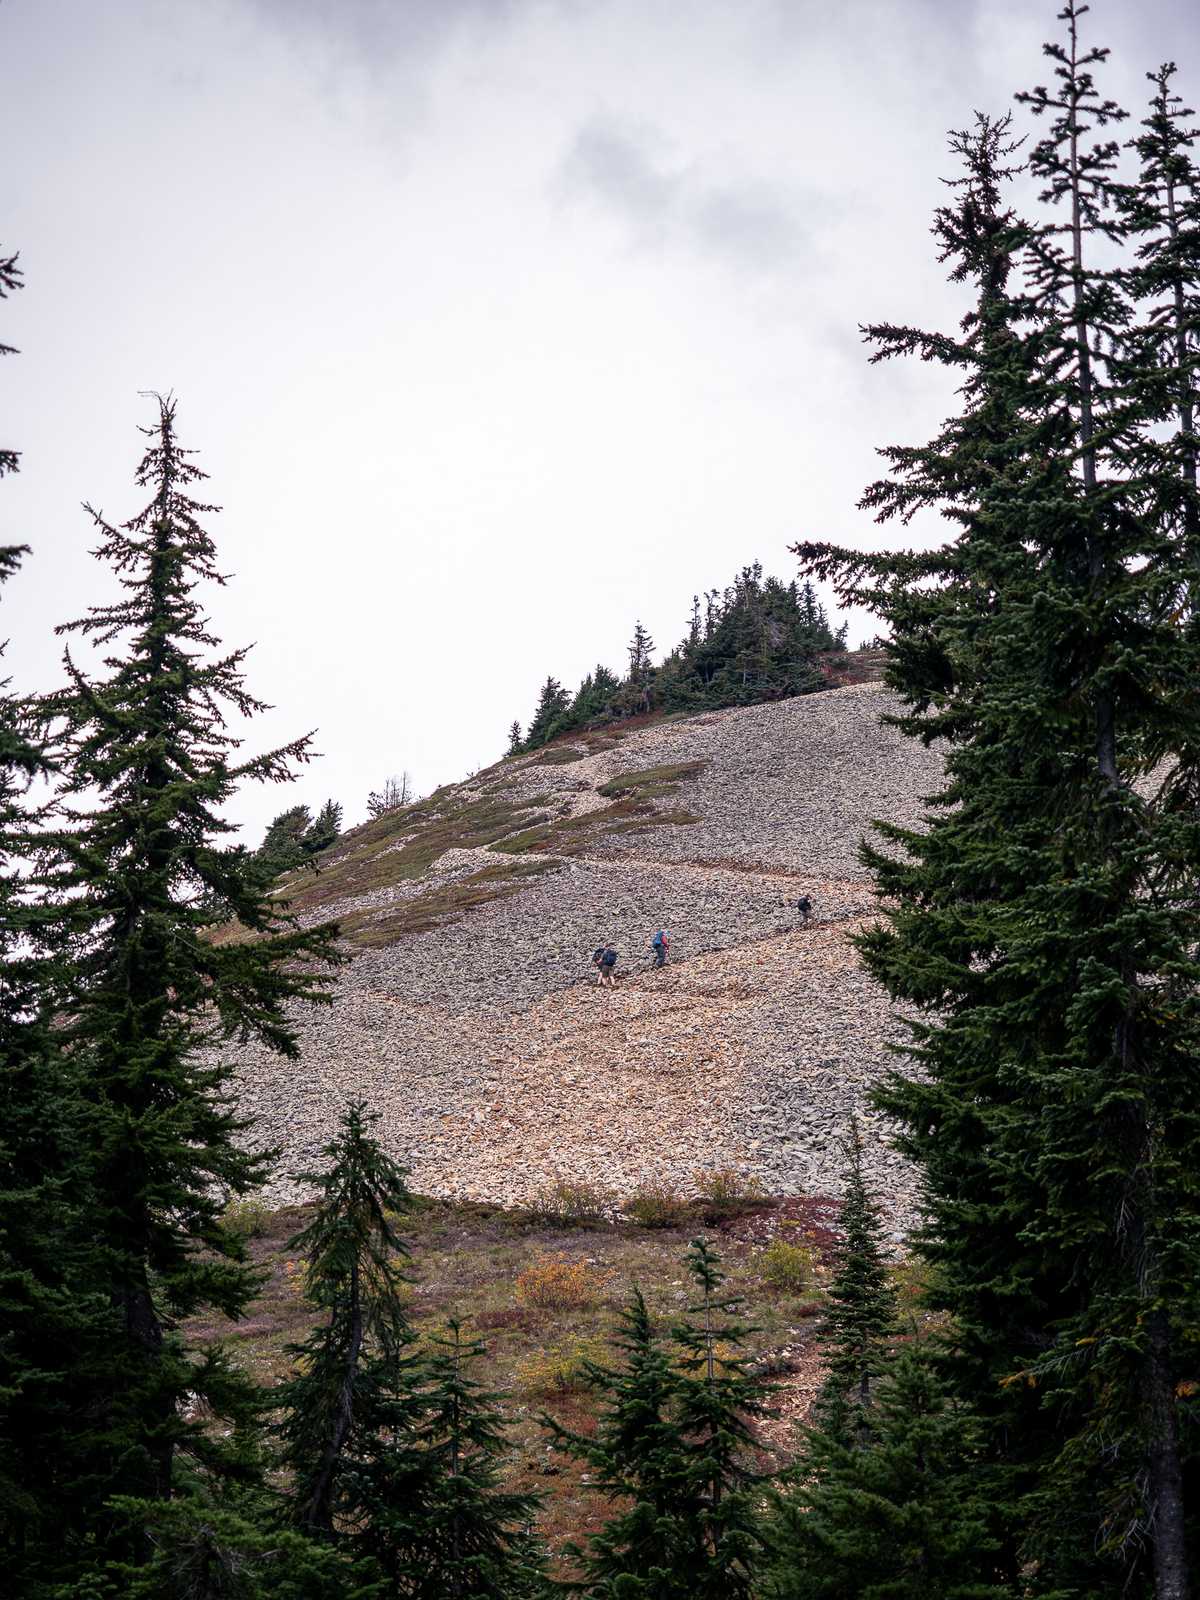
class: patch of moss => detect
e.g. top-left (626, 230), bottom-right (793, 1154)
top-left (595, 760), bottom-right (708, 799)
top-left (337, 858), bottom-right (560, 949)
top-left (274, 793), bottom-right (555, 920)
top-left (530, 746), bottom-right (587, 766)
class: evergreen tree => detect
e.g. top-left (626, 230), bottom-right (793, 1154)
top-left (0, 283), bottom-right (121, 1589)
top-left (275, 1101), bottom-right (419, 1540)
top-left (1120, 63), bottom-right (1200, 615)
top-left (256, 803), bottom-right (314, 879)
top-left (547, 1288), bottom-right (687, 1595)
top-left (523, 677), bottom-right (571, 749)
top-left (551, 1242), bottom-right (769, 1598)
top-left (352, 1319), bottom-right (547, 1598)
top-left (34, 396), bottom-right (342, 1562)
top-left (0, 247), bottom-right (21, 479)
top-left (626, 621), bottom-right (655, 685)
top-left (507, 721), bottom-right (523, 756)
top-left (305, 798), bottom-right (343, 856)
top-left (102, 1496), bottom-right (380, 1600)
top-left (799, 17), bottom-right (1200, 1593)
top-left (814, 1121), bottom-right (898, 1438)
top-left (765, 1352), bottom-right (1010, 1600)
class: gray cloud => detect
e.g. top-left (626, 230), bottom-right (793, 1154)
top-left (557, 114), bottom-right (806, 272)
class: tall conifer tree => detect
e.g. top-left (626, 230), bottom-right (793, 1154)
top-left (36, 396), bottom-right (341, 1557)
top-left (276, 1101), bottom-right (419, 1541)
top-left (799, 14), bottom-right (1200, 1593)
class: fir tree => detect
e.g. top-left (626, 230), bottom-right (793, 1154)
top-left (547, 1288), bottom-right (688, 1595)
top-left (352, 1319), bottom-right (547, 1598)
top-left (0, 246), bottom-right (21, 478)
top-left (275, 1100), bottom-right (419, 1539)
top-left (815, 1121), bottom-right (898, 1438)
top-left (626, 621), bottom-right (655, 685)
top-left (35, 396), bottom-right (342, 1558)
top-left (256, 803), bottom-right (314, 879)
top-left (765, 1352), bottom-right (1010, 1600)
top-left (1120, 63), bottom-right (1200, 616)
top-left (551, 1243), bottom-right (769, 1598)
top-left (799, 19), bottom-right (1200, 1593)
top-left (523, 677), bottom-right (571, 750)
top-left (507, 720), bottom-right (523, 756)
top-left (305, 798), bottom-right (343, 856)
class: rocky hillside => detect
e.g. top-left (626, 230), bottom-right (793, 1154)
top-left (224, 681), bottom-right (944, 1229)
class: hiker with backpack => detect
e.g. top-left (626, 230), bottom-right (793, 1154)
top-left (650, 928), bottom-right (670, 968)
top-left (592, 943), bottom-right (619, 988)
top-left (796, 894), bottom-right (813, 926)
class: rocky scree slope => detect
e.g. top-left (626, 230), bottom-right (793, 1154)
top-left (224, 683), bottom-right (944, 1230)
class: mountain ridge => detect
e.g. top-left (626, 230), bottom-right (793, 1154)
top-left (227, 676), bottom-right (942, 1231)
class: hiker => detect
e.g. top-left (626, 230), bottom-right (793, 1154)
top-left (650, 927), bottom-right (670, 968)
top-left (796, 895), bottom-right (813, 926)
top-left (592, 943), bottom-right (619, 987)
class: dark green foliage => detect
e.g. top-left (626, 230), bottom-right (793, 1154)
top-left (521, 676), bottom-right (572, 750)
top-left (305, 798), bottom-right (343, 855)
top-left (549, 1240), bottom-right (770, 1598)
top-left (254, 798), bottom-right (343, 881)
top-left (799, 18), bottom-right (1200, 1593)
top-left (275, 1101), bottom-right (418, 1539)
top-left (814, 1121), bottom-right (898, 1437)
top-left (99, 1496), bottom-right (382, 1600)
top-left (31, 396), bottom-right (342, 1564)
top-left (0, 246), bottom-right (21, 478)
top-left (507, 720), bottom-right (523, 755)
top-left (510, 565), bottom-right (846, 751)
top-left (351, 1319), bottom-right (548, 1598)
top-left (765, 1352), bottom-right (1010, 1600)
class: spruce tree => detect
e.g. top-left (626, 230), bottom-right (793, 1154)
top-left (0, 267), bottom-right (121, 1590)
top-left (626, 621), bottom-right (654, 685)
top-left (305, 798), bottom-right (343, 856)
top-left (352, 1319), bottom-right (547, 1598)
top-left (35, 396), bottom-right (342, 1556)
top-left (548, 1288), bottom-right (688, 1595)
top-left (799, 15), bottom-right (1200, 1593)
top-left (814, 1121), bottom-right (898, 1438)
top-left (551, 1243), bottom-right (769, 1598)
top-left (0, 245), bottom-right (21, 478)
top-left (275, 1100), bottom-right (419, 1539)
top-left (523, 677), bottom-right (571, 749)
top-left (765, 1352), bottom-right (1010, 1600)
top-left (256, 803), bottom-right (314, 879)
top-left (507, 720), bottom-right (523, 756)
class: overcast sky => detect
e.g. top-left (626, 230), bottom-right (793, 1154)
top-left (5, 0), bottom-right (1198, 840)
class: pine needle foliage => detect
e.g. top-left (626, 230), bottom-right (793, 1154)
top-left (814, 1121), bottom-right (898, 1435)
top-left (549, 1242), bottom-right (770, 1599)
top-left (798, 15), bottom-right (1200, 1594)
top-left (350, 1318), bottom-right (548, 1598)
top-left (765, 1352), bottom-right (1010, 1600)
top-left (275, 1100), bottom-right (418, 1540)
top-left (32, 395), bottom-right (343, 1550)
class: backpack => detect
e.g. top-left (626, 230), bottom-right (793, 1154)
top-left (601, 948), bottom-right (618, 968)
top-left (652, 931), bottom-right (665, 948)
top-left (592, 948), bottom-right (605, 967)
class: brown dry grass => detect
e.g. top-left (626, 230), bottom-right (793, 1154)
top-left (181, 1192), bottom-right (865, 1569)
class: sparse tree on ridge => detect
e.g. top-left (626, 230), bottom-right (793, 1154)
top-left (507, 719), bottom-right (523, 755)
top-left (368, 772), bottom-right (415, 817)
